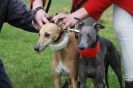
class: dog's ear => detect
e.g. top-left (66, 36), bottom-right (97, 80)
top-left (47, 16), bottom-right (55, 23)
top-left (76, 21), bottom-right (85, 29)
top-left (93, 23), bottom-right (105, 31)
top-left (56, 18), bottom-right (65, 31)
top-left (74, 17), bottom-right (85, 29)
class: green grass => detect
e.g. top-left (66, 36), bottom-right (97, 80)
top-left (0, 0), bottom-right (122, 88)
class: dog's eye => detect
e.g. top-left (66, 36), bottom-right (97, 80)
top-left (44, 32), bottom-right (50, 37)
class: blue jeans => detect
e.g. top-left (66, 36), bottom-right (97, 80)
top-left (0, 59), bottom-right (12, 88)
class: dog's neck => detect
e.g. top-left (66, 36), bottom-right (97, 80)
top-left (53, 31), bottom-right (64, 43)
top-left (90, 35), bottom-right (99, 48)
top-left (49, 33), bottom-right (69, 51)
top-left (79, 35), bottom-right (100, 58)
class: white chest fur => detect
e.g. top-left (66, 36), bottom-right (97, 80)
top-left (56, 61), bottom-right (70, 76)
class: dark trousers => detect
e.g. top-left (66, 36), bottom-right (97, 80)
top-left (0, 59), bottom-right (12, 88)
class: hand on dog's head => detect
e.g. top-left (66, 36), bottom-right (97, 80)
top-left (47, 16), bottom-right (65, 31)
top-left (47, 16), bottom-right (54, 23)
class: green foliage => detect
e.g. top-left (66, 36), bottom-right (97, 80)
top-left (0, 0), bottom-right (122, 88)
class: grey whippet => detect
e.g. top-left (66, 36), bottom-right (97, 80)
top-left (76, 21), bottom-right (123, 88)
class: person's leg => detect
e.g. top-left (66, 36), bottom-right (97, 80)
top-left (113, 5), bottom-right (133, 88)
top-left (0, 59), bottom-right (12, 88)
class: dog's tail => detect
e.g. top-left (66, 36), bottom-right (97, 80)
top-left (107, 41), bottom-right (123, 88)
top-left (105, 61), bottom-right (109, 88)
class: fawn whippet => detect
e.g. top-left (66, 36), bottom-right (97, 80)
top-left (34, 20), bottom-right (79, 88)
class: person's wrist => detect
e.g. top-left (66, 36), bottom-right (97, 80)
top-left (73, 8), bottom-right (88, 20)
top-left (69, 14), bottom-right (78, 23)
top-left (32, 6), bottom-right (44, 23)
top-left (33, 6), bottom-right (44, 15)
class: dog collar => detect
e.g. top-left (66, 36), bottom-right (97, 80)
top-left (79, 41), bottom-right (100, 57)
top-left (53, 31), bottom-right (64, 43)
top-left (49, 33), bottom-right (69, 51)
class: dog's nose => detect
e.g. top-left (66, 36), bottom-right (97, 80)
top-left (34, 46), bottom-right (39, 51)
top-left (79, 47), bottom-right (85, 50)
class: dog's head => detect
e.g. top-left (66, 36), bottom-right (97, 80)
top-left (34, 19), bottom-right (64, 52)
top-left (76, 22), bottom-right (105, 50)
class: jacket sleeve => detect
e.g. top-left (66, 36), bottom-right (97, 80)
top-left (83, 0), bottom-right (113, 20)
top-left (6, 0), bottom-right (38, 33)
top-left (30, 0), bottom-right (46, 9)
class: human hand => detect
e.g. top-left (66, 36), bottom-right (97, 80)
top-left (34, 9), bottom-right (49, 28)
top-left (53, 13), bottom-right (77, 29)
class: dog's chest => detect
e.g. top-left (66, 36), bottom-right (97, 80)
top-left (55, 61), bottom-right (70, 76)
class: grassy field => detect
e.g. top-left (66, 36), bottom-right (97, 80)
top-left (0, 0), bottom-right (122, 88)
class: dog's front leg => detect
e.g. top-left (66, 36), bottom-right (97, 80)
top-left (78, 62), bottom-right (87, 88)
top-left (79, 76), bottom-right (86, 88)
top-left (54, 75), bottom-right (61, 88)
top-left (71, 77), bottom-right (78, 88)
top-left (95, 65), bottom-right (105, 88)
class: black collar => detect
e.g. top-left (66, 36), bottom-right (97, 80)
top-left (53, 31), bottom-right (64, 43)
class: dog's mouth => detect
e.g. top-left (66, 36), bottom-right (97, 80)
top-left (79, 42), bottom-right (93, 50)
top-left (34, 44), bottom-right (48, 53)
top-left (34, 38), bottom-right (52, 52)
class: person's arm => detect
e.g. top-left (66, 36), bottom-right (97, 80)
top-left (6, 0), bottom-right (38, 32)
top-left (30, 0), bottom-right (49, 27)
top-left (83, 0), bottom-right (113, 20)
top-left (53, 8), bottom-right (88, 29)
top-left (30, 0), bottom-right (45, 9)
top-left (53, 0), bottom-right (113, 29)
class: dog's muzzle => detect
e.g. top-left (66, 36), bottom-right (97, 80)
top-left (34, 43), bottom-right (46, 52)
top-left (34, 46), bottom-right (39, 51)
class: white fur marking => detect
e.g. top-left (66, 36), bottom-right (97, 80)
top-left (56, 61), bottom-right (70, 76)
